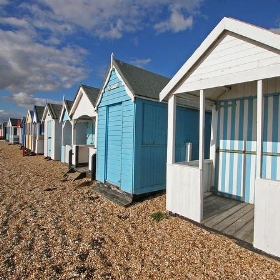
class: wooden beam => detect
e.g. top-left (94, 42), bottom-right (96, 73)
top-left (256, 80), bottom-right (264, 178)
top-left (199, 90), bottom-right (205, 170)
top-left (199, 89), bottom-right (205, 221)
top-left (167, 95), bottom-right (176, 164)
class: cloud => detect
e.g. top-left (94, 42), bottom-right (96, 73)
top-left (0, 27), bottom-right (87, 94)
top-left (12, 92), bottom-right (61, 110)
top-left (0, 0), bottom-right (203, 110)
top-left (34, 0), bottom-right (203, 38)
top-left (0, 109), bottom-right (22, 123)
top-left (129, 58), bottom-right (151, 68)
top-left (154, 2), bottom-right (199, 33)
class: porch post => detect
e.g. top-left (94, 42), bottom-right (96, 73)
top-left (94, 115), bottom-right (98, 148)
top-left (256, 80), bottom-right (264, 179)
top-left (72, 120), bottom-right (76, 145)
top-left (199, 90), bottom-right (205, 170)
top-left (167, 95), bottom-right (176, 164)
top-left (199, 90), bottom-right (205, 220)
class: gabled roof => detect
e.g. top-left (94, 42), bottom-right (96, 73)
top-left (96, 57), bottom-right (170, 107)
top-left (113, 58), bottom-right (170, 100)
top-left (42, 103), bottom-right (62, 121)
top-left (69, 84), bottom-right (100, 117)
top-left (159, 17), bottom-right (280, 101)
top-left (33, 105), bottom-right (45, 123)
top-left (65, 100), bottom-right (74, 112)
top-left (26, 110), bottom-right (34, 120)
top-left (9, 118), bottom-right (21, 126)
top-left (59, 99), bottom-right (74, 122)
top-left (81, 85), bottom-right (99, 107)
top-left (48, 103), bottom-right (62, 119)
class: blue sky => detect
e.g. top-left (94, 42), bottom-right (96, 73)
top-left (0, 0), bottom-right (279, 122)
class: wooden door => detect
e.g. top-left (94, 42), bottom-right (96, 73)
top-left (47, 120), bottom-right (52, 157)
top-left (105, 103), bottom-right (122, 187)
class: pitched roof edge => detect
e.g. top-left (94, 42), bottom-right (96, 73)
top-left (159, 17), bottom-right (280, 101)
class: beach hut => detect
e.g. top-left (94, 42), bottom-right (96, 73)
top-left (19, 117), bottom-right (26, 147)
top-left (0, 122), bottom-right (7, 140)
top-left (95, 55), bottom-right (211, 201)
top-left (42, 103), bottom-right (62, 160)
top-left (7, 118), bottom-right (21, 144)
top-left (32, 105), bottom-right (45, 154)
top-left (59, 98), bottom-right (73, 164)
top-left (25, 110), bottom-right (34, 150)
top-left (69, 84), bottom-right (99, 175)
top-left (159, 17), bottom-right (280, 257)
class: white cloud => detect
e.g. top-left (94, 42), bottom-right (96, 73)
top-left (0, 0), bottom-right (203, 109)
top-left (12, 92), bottom-right (61, 110)
top-left (0, 109), bottom-right (21, 123)
top-left (129, 58), bottom-right (151, 68)
top-left (0, 28), bottom-right (87, 94)
top-left (154, 2), bottom-right (198, 33)
top-left (36, 0), bottom-right (203, 38)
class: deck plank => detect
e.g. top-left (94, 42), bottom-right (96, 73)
top-left (201, 195), bottom-right (254, 244)
top-left (233, 218), bottom-right (254, 241)
top-left (223, 208), bottom-right (254, 236)
top-left (203, 195), bottom-right (242, 221)
top-left (213, 204), bottom-right (253, 232)
top-left (203, 202), bottom-right (247, 227)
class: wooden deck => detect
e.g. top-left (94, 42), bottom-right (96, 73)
top-left (202, 195), bottom-right (254, 244)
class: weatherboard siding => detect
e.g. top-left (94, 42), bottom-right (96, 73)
top-left (97, 68), bottom-right (211, 195)
top-left (188, 32), bottom-right (279, 83)
top-left (133, 99), bottom-right (211, 195)
top-left (134, 99), bottom-right (167, 194)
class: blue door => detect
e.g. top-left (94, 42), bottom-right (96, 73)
top-left (47, 121), bottom-right (52, 157)
top-left (105, 103), bottom-right (122, 186)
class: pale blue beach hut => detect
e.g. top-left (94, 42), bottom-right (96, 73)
top-left (59, 98), bottom-right (73, 164)
top-left (95, 55), bottom-right (211, 201)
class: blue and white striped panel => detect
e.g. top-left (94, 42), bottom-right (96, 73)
top-left (262, 94), bottom-right (280, 181)
top-left (215, 97), bottom-right (257, 203)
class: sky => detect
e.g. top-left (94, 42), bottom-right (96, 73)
top-left (0, 0), bottom-right (279, 122)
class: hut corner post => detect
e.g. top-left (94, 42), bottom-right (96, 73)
top-left (166, 94), bottom-right (176, 211)
top-left (256, 79), bottom-right (263, 179)
top-left (254, 79), bottom-right (280, 258)
top-left (167, 94), bottom-right (176, 165)
top-left (199, 89), bottom-right (205, 222)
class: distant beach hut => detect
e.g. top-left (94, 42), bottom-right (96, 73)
top-left (69, 84), bottom-right (99, 175)
top-left (32, 105), bottom-right (45, 154)
top-left (42, 103), bottom-right (62, 160)
top-left (59, 98), bottom-right (73, 164)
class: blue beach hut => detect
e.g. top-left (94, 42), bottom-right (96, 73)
top-left (59, 98), bottom-right (73, 164)
top-left (95, 55), bottom-right (211, 200)
top-left (42, 103), bottom-right (62, 160)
